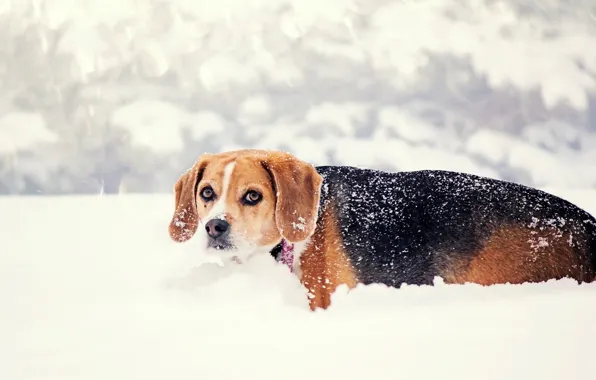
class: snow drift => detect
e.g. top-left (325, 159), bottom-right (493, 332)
top-left (2, 190), bottom-right (596, 380)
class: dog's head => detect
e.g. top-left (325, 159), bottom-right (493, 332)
top-left (168, 149), bottom-right (323, 259)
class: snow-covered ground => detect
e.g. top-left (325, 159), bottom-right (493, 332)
top-left (2, 190), bottom-right (596, 380)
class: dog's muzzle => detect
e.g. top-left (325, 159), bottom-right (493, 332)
top-left (205, 218), bottom-right (233, 250)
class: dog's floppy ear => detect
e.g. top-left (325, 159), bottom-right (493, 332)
top-left (168, 155), bottom-right (210, 242)
top-left (262, 152), bottom-right (323, 243)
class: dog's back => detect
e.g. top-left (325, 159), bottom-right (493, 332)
top-left (315, 166), bottom-right (596, 287)
top-left (588, 219), bottom-right (596, 276)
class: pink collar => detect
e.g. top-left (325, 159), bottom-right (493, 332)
top-left (280, 240), bottom-right (294, 272)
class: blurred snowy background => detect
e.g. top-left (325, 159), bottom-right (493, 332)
top-left (3, 2), bottom-right (596, 377)
top-left (1, 0), bottom-right (595, 195)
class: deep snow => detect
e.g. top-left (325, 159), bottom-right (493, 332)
top-left (2, 190), bottom-right (596, 380)
top-left (3, 0), bottom-right (596, 195)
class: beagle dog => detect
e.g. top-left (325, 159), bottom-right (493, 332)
top-left (168, 149), bottom-right (596, 310)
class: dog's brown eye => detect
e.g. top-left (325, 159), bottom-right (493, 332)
top-left (200, 186), bottom-right (215, 202)
top-left (242, 190), bottom-right (262, 206)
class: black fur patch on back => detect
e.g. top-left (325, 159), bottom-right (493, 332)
top-left (315, 166), bottom-right (596, 287)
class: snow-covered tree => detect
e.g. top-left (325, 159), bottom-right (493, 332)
top-left (1, 0), bottom-right (595, 194)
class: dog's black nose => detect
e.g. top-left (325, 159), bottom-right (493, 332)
top-left (205, 219), bottom-right (229, 239)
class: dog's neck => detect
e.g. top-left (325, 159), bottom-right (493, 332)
top-left (270, 240), bottom-right (294, 272)
top-left (269, 177), bottom-right (327, 273)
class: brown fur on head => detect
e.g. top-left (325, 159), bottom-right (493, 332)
top-left (168, 149), bottom-right (323, 258)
